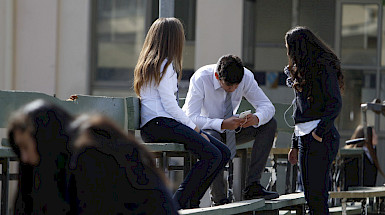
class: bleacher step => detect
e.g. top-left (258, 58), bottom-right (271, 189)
top-left (179, 198), bottom-right (265, 215)
top-left (279, 210), bottom-right (292, 215)
top-left (329, 202), bottom-right (363, 215)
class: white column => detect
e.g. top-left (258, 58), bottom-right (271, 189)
top-left (56, 0), bottom-right (91, 99)
top-left (0, 0), bottom-right (14, 90)
top-left (14, 0), bottom-right (59, 95)
top-left (0, 0), bottom-right (6, 89)
top-left (195, 0), bottom-right (243, 69)
top-left (12, 0), bottom-right (90, 99)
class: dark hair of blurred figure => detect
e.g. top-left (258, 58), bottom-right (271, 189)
top-left (69, 114), bottom-right (179, 214)
top-left (8, 99), bottom-right (76, 214)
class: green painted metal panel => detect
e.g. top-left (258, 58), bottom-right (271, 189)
top-left (178, 98), bottom-right (186, 108)
top-left (71, 94), bottom-right (126, 129)
top-left (237, 99), bottom-right (293, 133)
top-left (237, 98), bottom-right (255, 113)
top-left (0, 91), bottom-right (126, 129)
top-left (0, 90), bottom-right (75, 128)
top-left (273, 103), bottom-right (294, 133)
top-left (126, 96), bottom-right (140, 130)
top-left (0, 146), bottom-right (16, 157)
top-left (1, 138), bottom-right (9, 147)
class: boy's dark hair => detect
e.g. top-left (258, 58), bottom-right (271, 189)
top-left (216, 54), bottom-right (244, 85)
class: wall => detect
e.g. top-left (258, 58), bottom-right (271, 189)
top-left (0, 0), bottom-right (14, 90)
top-left (195, 0), bottom-right (243, 69)
top-left (2, 0), bottom-right (90, 99)
top-left (56, 0), bottom-right (90, 99)
top-left (0, 1), bottom-right (6, 89)
top-left (14, 0), bottom-right (59, 94)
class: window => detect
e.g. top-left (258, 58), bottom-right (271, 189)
top-left (174, 0), bottom-right (196, 83)
top-left (92, 0), bottom-right (149, 96)
top-left (335, 1), bottom-right (383, 131)
top-left (91, 0), bottom-right (196, 97)
top-left (248, 0), bottom-right (291, 72)
top-left (341, 4), bottom-right (379, 66)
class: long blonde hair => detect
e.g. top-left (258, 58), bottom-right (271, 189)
top-left (134, 17), bottom-right (185, 97)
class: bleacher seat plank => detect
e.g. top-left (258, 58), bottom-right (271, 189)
top-left (179, 198), bottom-right (265, 215)
top-left (270, 148), bottom-right (290, 155)
top-left (142, 143), bottom-right (186, 152)
top-left (329, 186), bottom-right (385, 215)
top-left (125, 96), bottom-right (140, 130)
top-left (279, 211), bottom-right (292, 215)
top-left (254, 192), bottom-right (305, 213)
top-left (329, 186), bottom-right (385, 199)
top-left (329, 202), bottom-right (362, 215)
top-left (0, 146), bottom-right (15, 157)
top-left (179, 207), bottom-right (222, 215)
top-left (236, 141), bottom-right (253, 150)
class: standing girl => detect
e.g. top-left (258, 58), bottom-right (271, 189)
top-left (134, 17), bottom-right (230, 209)
top-left (285, 26), bottom-right (344, 214)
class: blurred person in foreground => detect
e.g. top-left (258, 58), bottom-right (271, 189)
top-left (8, 100), bottom-right (76, 214)
top-left (69, 114), bottom-right (179, 214)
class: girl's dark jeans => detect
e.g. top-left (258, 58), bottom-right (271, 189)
top-left (141, 117), bottom-right (231, 209)
top-left (298, 126), bottom-right (339, 215)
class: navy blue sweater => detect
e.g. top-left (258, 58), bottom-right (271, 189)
top-left (291, 64), bottom-right (342, 148)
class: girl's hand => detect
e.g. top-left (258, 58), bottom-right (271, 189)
top-left (194, 126), bottom-right (210, 142)
top-left (194, 126), bottom-right (200, 133)
top-left (312, 131), bottom-right (322, 142)
top-left (288, 148), bottom-right (298, 165)
top-left (200, 133), bottom-right (210, 142)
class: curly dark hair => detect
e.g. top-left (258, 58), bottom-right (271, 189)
top-left (285, 26), bottom-right (344, 93)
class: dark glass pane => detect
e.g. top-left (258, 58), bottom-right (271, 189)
top-left (341, 4), bottom-right (378, 66)
top-left (94, 0), bottom-right (146, 89)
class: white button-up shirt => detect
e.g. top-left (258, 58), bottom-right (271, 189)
top-left (182, 64), bottom-right (275, 133)
top-left (140, 59), bottom-right (196, 130)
